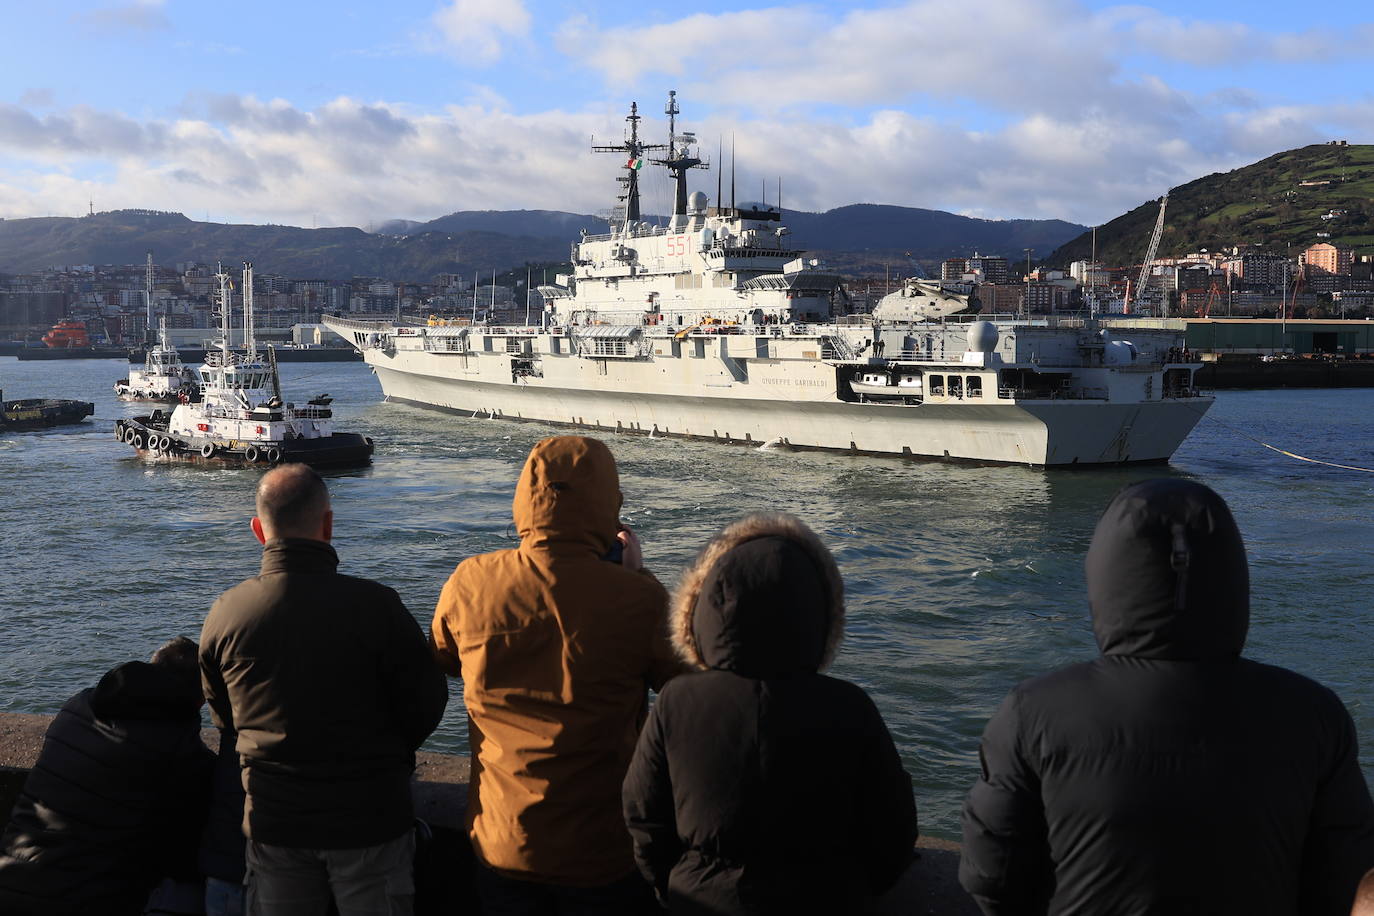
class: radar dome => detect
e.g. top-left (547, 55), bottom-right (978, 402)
top-left (966, 321), bottom-right (999, 353)
top-left (688, 191), bottom-right (707, 212)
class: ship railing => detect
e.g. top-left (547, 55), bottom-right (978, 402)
top-left (289, 406), bottom-right (332, 419)
top-left (997, 386), bottom-right (1109, 401)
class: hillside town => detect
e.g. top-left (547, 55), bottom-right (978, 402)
top-left (3, 236), bottom-right (1373, 352)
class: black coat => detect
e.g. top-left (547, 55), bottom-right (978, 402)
top-left (200, 538), bottom-right (448, 849)
top-left (0, 661), bottom-right (213, 916)
top-left (623, 514), bottom-right (917, 915)
top-left (960, 478), bottom-right (1374, 915)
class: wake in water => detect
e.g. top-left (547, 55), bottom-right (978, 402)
top-left (756, 436), bottom-right (787, 452)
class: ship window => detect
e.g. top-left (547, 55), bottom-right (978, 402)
top-left (948, 376), bottom-right (963, 398)
top-left (967, 376), bottom-right (983, 398)
top-left (929, 374), bottom-right (944, 395)
top-left (506, 337), bottom-right (523, 353)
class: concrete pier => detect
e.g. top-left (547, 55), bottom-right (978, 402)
top-left (0, 711), bottom-right (976, 914)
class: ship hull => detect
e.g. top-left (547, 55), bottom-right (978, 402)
top-left (2, 398), bottom-right (96, 431)
top-left (369, 359), bottom-right (1210, 467)
top-left (115, 417), bottom-right (373, 469)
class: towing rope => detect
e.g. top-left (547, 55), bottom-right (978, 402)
top-left (1192, 405), bottom-right (1374, 474)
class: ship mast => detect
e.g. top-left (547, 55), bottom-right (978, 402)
top-left (650, 91), bottom-right (708, 229)
top-left (213, 264), bottom-right (232, 368)
top-left (242, 262), bottom-right (257, 362)
top-left (144, 251), bottom-right (156, 346)
top-left (592, 102), bottom-right (666, 230)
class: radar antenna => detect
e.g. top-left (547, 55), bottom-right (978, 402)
top-left (649, 90), bottom-right (709, 221)
top-left (592, 102), bottom-right (667, 229)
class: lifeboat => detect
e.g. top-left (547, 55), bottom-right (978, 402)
top-left (42, 319), bottom-right (92, 349)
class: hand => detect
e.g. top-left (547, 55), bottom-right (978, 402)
top-left (617, 525), bottom-right (643, 571)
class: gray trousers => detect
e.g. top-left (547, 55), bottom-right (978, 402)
top-left (245, 830), bottom-right (415, 916)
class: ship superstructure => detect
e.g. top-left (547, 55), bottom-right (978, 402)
top-left (324, 94), bottom-right (1212, 466)
top-left (116, 264), bottom-right (373, 468)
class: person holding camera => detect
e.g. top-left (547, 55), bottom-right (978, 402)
top-left (431, 435), bottom-right (682, 915)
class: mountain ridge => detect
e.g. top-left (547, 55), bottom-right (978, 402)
top-left (0, 205), bottom-right (1085, 281)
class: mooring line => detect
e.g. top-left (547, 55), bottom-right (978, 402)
top-left (1190, 402), bottom-right (1374, 474)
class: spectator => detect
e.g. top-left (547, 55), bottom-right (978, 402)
top-left (199, 724), bottom-right (246, 916)
top-left (0, 637), bottom-right (213, 916)
top-left (960, 478), bottom-right (1374, 915)
top-left (431, 435), bottom-right (681, 914)
top-left (623, 512), bottom-right (917, 914)
top-left (200, 464), bottom-right (447, 916)
top-left (1354, 869), bottom-right (1374, 916)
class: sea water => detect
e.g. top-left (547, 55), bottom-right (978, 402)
top-left (2, 356), bottom-right (1371, 839)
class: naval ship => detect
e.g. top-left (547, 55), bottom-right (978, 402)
top-left (324, 94), bottom-right (1213, 466)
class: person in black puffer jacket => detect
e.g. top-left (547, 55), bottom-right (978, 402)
top-left (960, 478), bottom-right (1374, 915)
top-left (0, 636), bottom-right (213, 915)
top-left (623, 513), bottom-right (918, 915)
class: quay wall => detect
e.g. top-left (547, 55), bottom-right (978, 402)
top-left (0, 712), bottom-right (976, 914)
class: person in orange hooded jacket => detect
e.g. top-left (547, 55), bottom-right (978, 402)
top-left (432, 436), bottom-right (682, 915)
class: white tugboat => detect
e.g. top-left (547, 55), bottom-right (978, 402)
top-left (116, 263), bottom-right (374, 468)
top-left (323, 92), bottom-right (1212, 467)
top-left (114, 319), bottom-right (198, 402)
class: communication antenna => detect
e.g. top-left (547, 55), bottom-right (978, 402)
top-left (716, 137), bottom-right (722, 207)
top-left (730, 134), bottom-right (736, 208)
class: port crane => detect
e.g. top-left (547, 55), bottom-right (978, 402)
top-left (1125, 194), bottom-right (1168, 313)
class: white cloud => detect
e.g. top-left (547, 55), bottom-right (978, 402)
top-left (73, 0), bottom-right (170, 33)
top-left (1, 89), bottom-right (1369, 234)
top-left (430, 0), bottom-right (532, 65)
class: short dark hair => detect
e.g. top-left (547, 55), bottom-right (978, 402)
top-left (255, 464), bottom-right (329, 535)
top-left (150, 635), bottom-right (199, 684)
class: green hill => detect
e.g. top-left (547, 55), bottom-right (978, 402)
top-left (1047, 143), bottom-right (1374, 268)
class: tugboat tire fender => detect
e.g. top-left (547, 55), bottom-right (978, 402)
top-left (244, 445), bottom-right (260, 463)
top-left (200, 443), bottom-right (216, 459)
top-left (124, 426), bottom-right (139, 444)
top-left (265, 447), bottom-right (282, 465)
top-left (158, 435), bottom-right (171, 451)
top-left (132, 433), bottom-right (145, 450)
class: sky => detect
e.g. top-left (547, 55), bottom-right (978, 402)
top-left (3, 0), bottom-right (1372, 231)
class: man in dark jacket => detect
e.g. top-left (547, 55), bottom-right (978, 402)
top-left (623, 512), bottom-right (917, 914)
top-left (960, 478), bottom-right (1374, 915)
top-left (0, 636), bottom-right (213, 915)
top-left (200, 464), bottom-right (448, 916)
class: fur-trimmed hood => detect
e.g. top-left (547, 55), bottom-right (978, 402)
top-left (672, 513), bottom-right (845, 675)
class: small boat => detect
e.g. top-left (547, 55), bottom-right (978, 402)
top-left (114, 320), bottom-right (198, 402)
top-left (115, 263), bottom-right (374, 469)
top-left (1, 380), bottom-right (94, 431)
top-left (850, 370), bottom-right (924, 401)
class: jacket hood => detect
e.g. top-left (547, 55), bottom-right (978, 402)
top-left (513, 436), bottom-right (622, 556)
top-left (1087, 478), bottom-right (1249, 661)
top-left (672, 513), bottom-right (845, 676)
top-left (90, 660), bottom-right (203, 721)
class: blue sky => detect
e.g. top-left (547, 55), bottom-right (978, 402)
top-left (3, 0), bottom-right (1372, 230)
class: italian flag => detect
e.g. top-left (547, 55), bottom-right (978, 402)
top-left (626, 157), bottom-right (643, 170)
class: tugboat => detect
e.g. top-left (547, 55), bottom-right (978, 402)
top-left (114, 322), bottom-right (198, 402)
top-left (115, 263), bottom-right (374, 468)
top-left (1, 382), bottom-right (95, 431)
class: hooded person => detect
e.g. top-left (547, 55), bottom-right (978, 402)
top-left (0, 637), bottom-right (213, 916)
top-left (622, 513), bottom-right (918, 915)
top-left (959, 478), bottom-right (1374, 915)
top-left (431, 435), bottom-right (682, 913)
